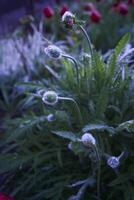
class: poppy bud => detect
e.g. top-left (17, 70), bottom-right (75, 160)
top-left (107, 156), bottom-right (120, 169)
top-left (81, 133), bottom-right (96, 148)
top-left (62, 11), bottom-right (75, 29)
top-left (60, 4), bottom-right (69, 16)
top-left (42, 91), bottom-right (58, 106)
top-left (43, 6), bottom-right (54, 18)
top-left (90, 9), bottom-right (102, 23)
top-left (46, 114), bottom-right (55, 122)
top-left (44, 45), bottom-right (62, 59)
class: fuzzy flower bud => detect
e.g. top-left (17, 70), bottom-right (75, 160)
top-left (62, 11), bottom-right (75, 29)
top-left (46, 114), bottom-right (55, 122)
top-left (42, 91), bottom-right (58, 106)
top-left (81, 133), bottom-right (96, 147)
top-left (44, 45), bottom-right (62, 59)
top-left (107, 156), bottom-right (120, 169)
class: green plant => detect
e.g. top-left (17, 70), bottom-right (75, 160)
top-left (0, 14), bottom-right (134, 200)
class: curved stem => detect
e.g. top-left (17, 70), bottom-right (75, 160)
top-left (94, 146), bottom-right (101, 200)
top-left (44, 64), bottom-right (60, 81)
top-left (62, 54), bottom-right (79, 84)
top-left (78, 25), bottom-right (93, 57)
top-left (58, 97), bottom-right (83, 126)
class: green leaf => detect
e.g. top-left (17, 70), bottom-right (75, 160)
top-left (68, 141), bottom-right (86, 155)
top-left (114, 33), bottom-right (131, 57)
top-left (82, 123), bottom-right (115, 134)
top-left (52, 131), bottom-right (78, 142)
top-left (116, 120), bottom-right (134, 132)
top-left (109, 174), bottom-right (132, 187)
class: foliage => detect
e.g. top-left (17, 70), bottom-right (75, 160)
top-left (0, 15), bottom-right (134, 200)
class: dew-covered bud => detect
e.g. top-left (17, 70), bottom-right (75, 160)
top-left (42, 91), bottom-right (58, 106)
top-left (44, 45), bottom-right (62, 59)
top-left (81, 133), bottom-right (96, 147)
top-left (62, 11), bottom-right (75, 29)
top-left (46, 114), bottom-right (55, 122)
top-left (107, 156), bottom-right (120, 169)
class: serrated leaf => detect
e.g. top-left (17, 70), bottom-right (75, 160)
top-left (52, 131), bottom-right (78, 142)
top-left (114, 33), bottom-right (131, 57)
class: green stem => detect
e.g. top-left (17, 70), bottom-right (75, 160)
top-left (62, 54), bottom-right (79, 85)
top-left (78, 25), bottom-right (93, 57)
top-left (58, 97), bottom-right (83, 126)
top-left (94, 146), bottom-right (101, 200)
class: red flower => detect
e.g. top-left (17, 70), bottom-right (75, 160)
top-left (43, 6), bottom-right (54, 18)
top-left (128, 0), bottom-right (134, 5)
top-left (112, 2), bottom-right (128, 15)
top-left (90, 9), bottom-right (102, 23)
top-left (118, 2), bottom-right (128, 15)
top-left (60, 4), bottom-right (69, 16)
top-left (112, 2), bottom-right (120, 12)
top-left (0, 193), bottom-right (13, 200)
top-left (84, 3), bottom-right (95, 11)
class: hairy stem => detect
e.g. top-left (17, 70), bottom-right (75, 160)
top-left (58, 97), bottom-right (83, 126)
top-left (94, 146), bottom-right (101, 200)
top-left (78, 25), bottom-right (93, 57)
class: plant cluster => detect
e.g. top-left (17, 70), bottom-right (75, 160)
top-left (0, 11), bottom-right (134, 200)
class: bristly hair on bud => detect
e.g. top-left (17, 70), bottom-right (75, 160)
top-left (42, 91), bottom-right (58, 106)
top-left (44, 45), bottom-right (62, 59)
top-left (107, 156), bottom-right (120, 169)
top-left (62, 11), bottom-right (75, 29)
top-left (81, 133), bottom-right (96, 148)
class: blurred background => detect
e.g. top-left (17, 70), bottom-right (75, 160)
top-left (0, 0), bottom-right (70, 36)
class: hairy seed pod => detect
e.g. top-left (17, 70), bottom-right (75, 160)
top-left (42, 91), bottom-right (58, 106)
top-left (81, 133), bottom-right (96, 147)
top-left (44, 45), bottom-right (62, 59)
top-left (107, 156), bottom-right (120, 169)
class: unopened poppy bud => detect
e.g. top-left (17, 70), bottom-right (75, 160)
top-left (107, 156), bottom-right (120, 169)
top-left (81, 133), bottom-right (96, 147)
top-left (42, 91), bottom-right (58, 106)
top-left (44, 45), bottom-right (62, 59)
top-left (62, 11), bottom-right (75, 29)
